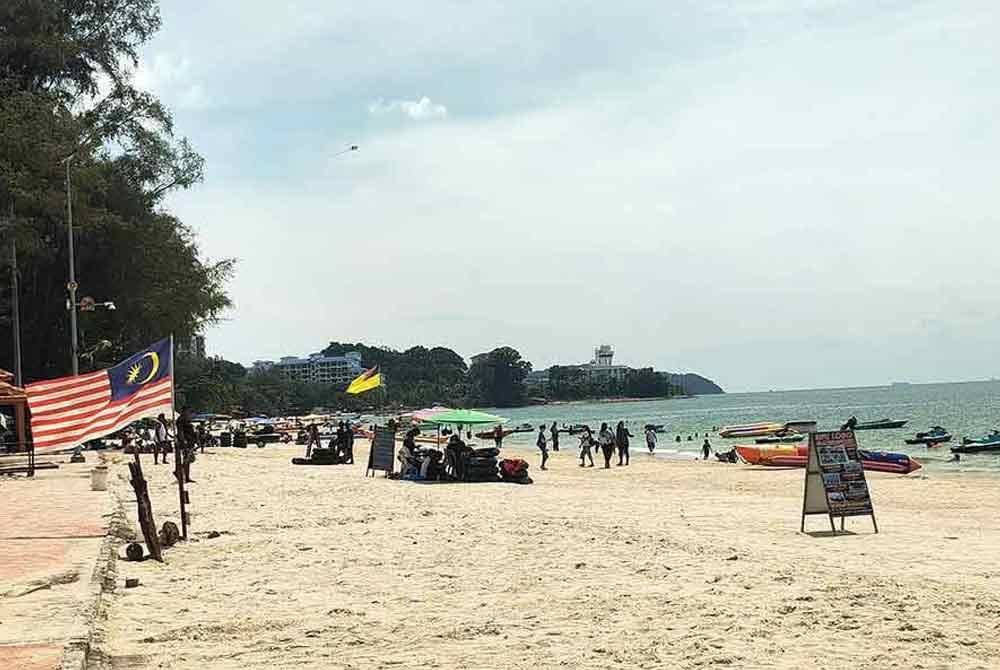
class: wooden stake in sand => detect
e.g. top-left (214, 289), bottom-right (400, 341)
top-left (174, 441), bottom-right (189, 540)
top-left (128, 458), bottom-right (163, 561)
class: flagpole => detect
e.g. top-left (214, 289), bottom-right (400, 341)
top-left (169, 334), bottom-right (177, 422)
top-left (170, 334), bottom-right (188, 540)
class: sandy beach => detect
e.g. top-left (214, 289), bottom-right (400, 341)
top-left (94, 443), bottom-right (1000, 669)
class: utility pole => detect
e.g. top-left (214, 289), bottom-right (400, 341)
top-left (11, 240), bottom-right (22, 388)
top-left (64, 156), bottom-right (79, 376)
top-left (6, 202), bottom-right (21, 387)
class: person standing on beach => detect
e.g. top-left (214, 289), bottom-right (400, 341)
top-left (550, 422), bottom-right (560, 452)
top-left (615, 421), bottom-right (633, 466)
top-left (702, 438), bottom-right (712, 461)
top-left (176, 406), bottom-right (197, 483)
top-left (154, 413), bottom-right (170, 465)
top-left (536, 425), bottom-right (549, 470)
top-left (598, 423), bottom-right (616, 469)
top-left (344, 422), bottom-right (355, 464)
top-left (578, 426), bottom-right (595, 467)
top-left (305, 423), bottom-right (320, 458)
top-left (493, 424), bottom-right (504, 449)
top-left (333, 422), bottom-right (346, 459)
top-left (197, 422), bottom-right (209, 453)
top-left (645, 426), bottom-right (657, 453)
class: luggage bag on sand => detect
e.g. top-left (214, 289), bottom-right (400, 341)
top-left (499, 458), bottom-right (532, 485)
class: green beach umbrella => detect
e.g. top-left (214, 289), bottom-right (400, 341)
top-left (425, 409), bottom-right (507, 426)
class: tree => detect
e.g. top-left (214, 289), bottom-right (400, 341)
top-left (468, 347), bottom-right (532, 407)
top-left (0, 0), bottom-right (233, 382)
top-left (624, 368), bottom-right (671, 398)
top-left (320, 341), bottom-right (469, 408)
top-left (174, 356), bottom-right (246, 412)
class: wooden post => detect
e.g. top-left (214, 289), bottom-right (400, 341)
top-left (128, 458), bottom-right (162, 561)
top-left (174, 441), bottom-right (188, 540)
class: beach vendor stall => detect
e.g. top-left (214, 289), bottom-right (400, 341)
top-left (0, 369), bottom-right (33, 475)
top-left (424, 409), bottom-right (508, 482)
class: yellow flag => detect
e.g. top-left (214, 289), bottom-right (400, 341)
top-left (346, 366), bottom-right (382, 395)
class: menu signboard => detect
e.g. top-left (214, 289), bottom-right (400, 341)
top-left (801, 431), bottom-right (878, 533)
top-left (366, 426), bottom-right (396, 477)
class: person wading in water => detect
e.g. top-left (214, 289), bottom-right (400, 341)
top-left (645, 425), bottom-right (657, 454)
top-left (550, 421), bottom-right (560, 452)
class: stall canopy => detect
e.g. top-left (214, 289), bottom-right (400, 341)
top-left (425, 409), bottom-right (507, 426)
top-left (192, 413), bottom-right (231, 422)
top-left (409, 406), bottom-right (453, 422)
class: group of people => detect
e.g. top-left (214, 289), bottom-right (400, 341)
top-left (129, 407), bottom-right (199, 483)
top-left (530, 421), bottom-right (638, 470)
top-left (529, 421), bottom-right (714, 470)
top-left (303, 421), bottom-right (355, 464)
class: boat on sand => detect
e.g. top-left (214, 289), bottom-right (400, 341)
top-left (735, 445), bottom-right (922, 474)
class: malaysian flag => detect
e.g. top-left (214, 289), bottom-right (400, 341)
top-left (26, 338), bottom-right (174, 452)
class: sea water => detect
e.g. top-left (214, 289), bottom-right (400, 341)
top-left (478, 381), bottom-right (1000, 473)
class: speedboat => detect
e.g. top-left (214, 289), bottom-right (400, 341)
top-left (950, 431), bottom-right (1000, 454)
top-left (474, 428), bottom-right (516, 440)
top-left (755, 433), bottom-right (806, 444)
top-left (719, 422), bottom-right (785, 438)
top-left (852, 418), bottom-right (908, 431)
top-left (735, 445), bottom-right (921, 474)
top-left (905, 426), bottom-right (952, 446)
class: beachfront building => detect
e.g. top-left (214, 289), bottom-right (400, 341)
top-left (584, 344), bottom-right (629, 382)
top-left (250, 351), bottom-right (364, 386)
top-left (527, 344), bottom-right (631, 385)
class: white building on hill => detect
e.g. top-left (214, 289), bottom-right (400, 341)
top-left (582, 344), bottom-right (629, 382)
top-left (250, 351), bottom-right (364, 386)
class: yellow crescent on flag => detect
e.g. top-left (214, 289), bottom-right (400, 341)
top-left (346, 366), bottom-right (381, 395)
top-left (138, 351), bottom-right (160, 384)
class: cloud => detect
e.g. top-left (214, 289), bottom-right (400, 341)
top-left (368, 97), bottom-right (448, 121)
top-left (134, 53), bottom-right (209, 110)
top-left (154, 1), bottom-right (1000, 390)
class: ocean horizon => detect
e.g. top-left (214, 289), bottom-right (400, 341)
top-left (480, 380), bottom-right (1000, 473)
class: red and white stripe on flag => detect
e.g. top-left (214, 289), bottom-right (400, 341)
top-left (26, 371), bottom-right (173, 452)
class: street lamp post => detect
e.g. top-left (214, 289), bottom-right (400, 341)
top-left (64, 155), bottom-right (79, 376)
top-left (6, 202), bottom-right (22, 387)
top-left (11, 236), bottom-right (22, 387)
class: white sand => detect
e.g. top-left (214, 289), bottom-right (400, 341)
top-left (96, 444), bottom-right (1000, 669)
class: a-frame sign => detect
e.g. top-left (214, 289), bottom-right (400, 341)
top-left (801, 430), bottom-right (879, 534)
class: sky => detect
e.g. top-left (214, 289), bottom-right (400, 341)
top-left (138, 0), bottom-right (1000, 392)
